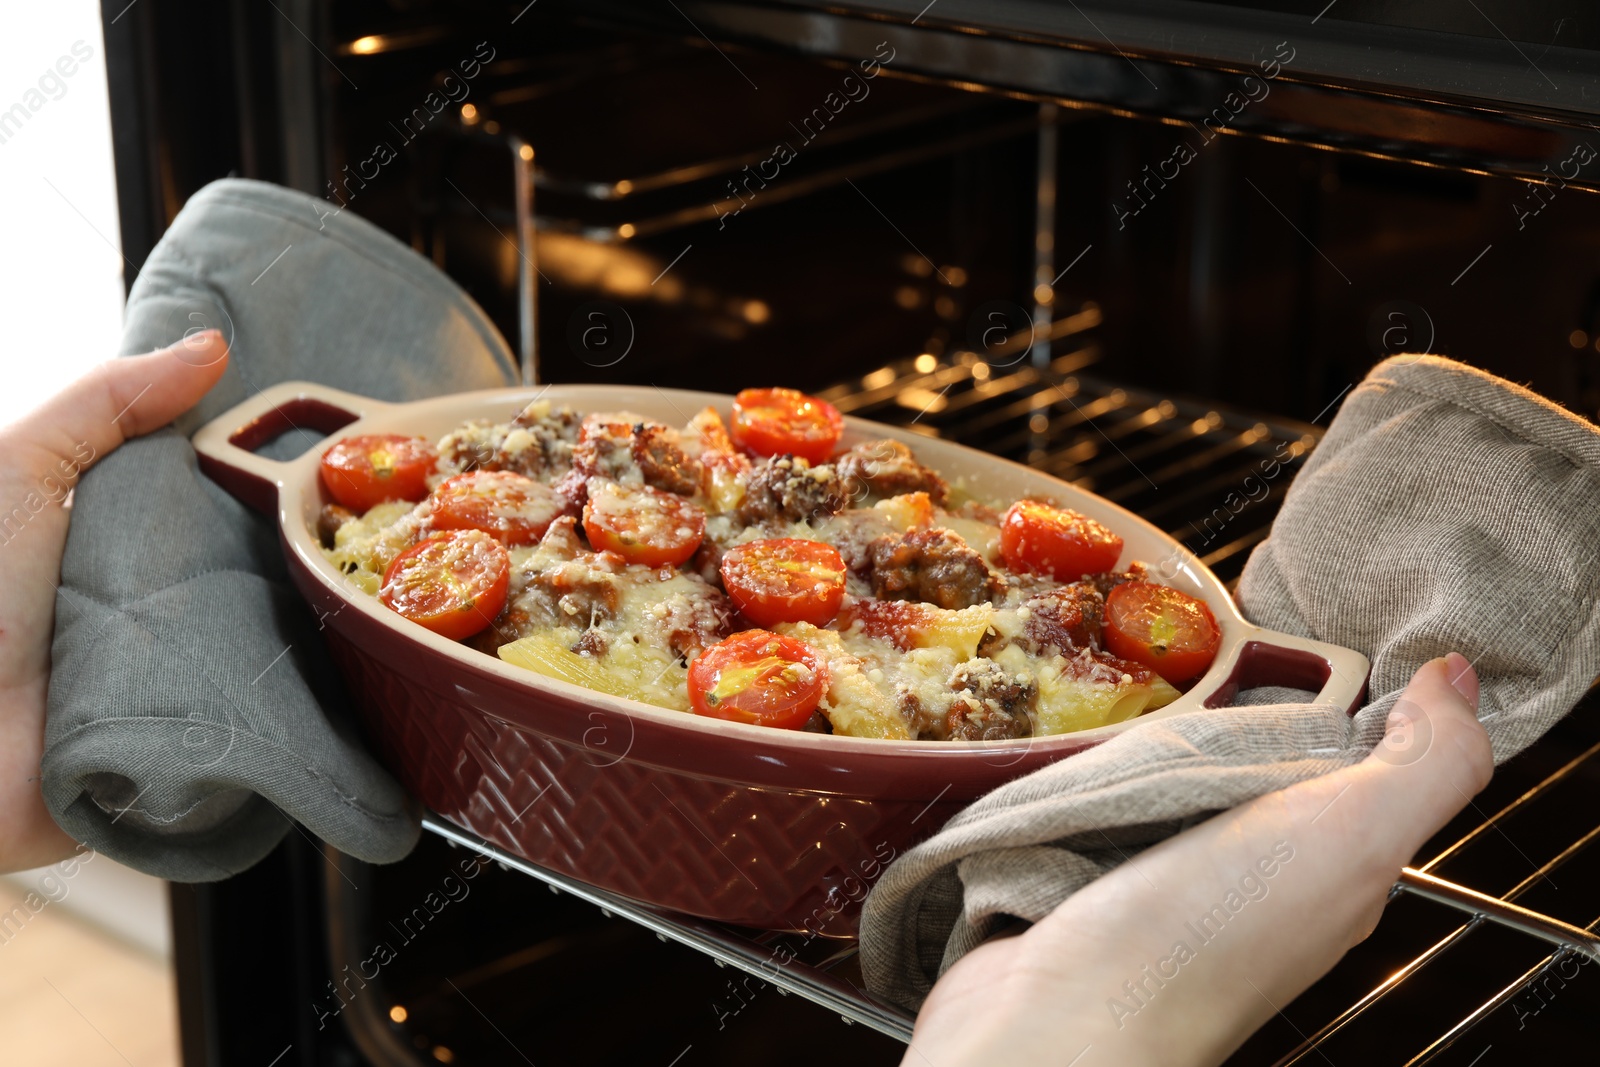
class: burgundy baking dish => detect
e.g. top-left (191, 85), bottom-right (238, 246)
top-left (191, 381), bottom-right (1368, 935)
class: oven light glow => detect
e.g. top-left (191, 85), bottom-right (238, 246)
top-left (389, 1005), bottom-right (408, 1023)
top-left (896, 387), bottom-right (948, 414)
top-left (518, 144), bottom-right (534, 161)
top-left (349, 35), bottom-right (383, 55)
top-left (914, 353), bottom-right (937, 373)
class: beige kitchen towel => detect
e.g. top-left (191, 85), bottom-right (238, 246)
top-left (859, 355), bottom-right (1600, 1010)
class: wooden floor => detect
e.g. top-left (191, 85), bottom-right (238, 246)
top-left (0, 878), bottom-right (179, 1067)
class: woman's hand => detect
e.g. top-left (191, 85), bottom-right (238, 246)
top-left (909, 652), bottom-right (1492, 1067)
top-left (0, 330), bottom-right (228, 872)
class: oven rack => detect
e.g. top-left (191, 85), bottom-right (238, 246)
top-left (813, 311), bottom-right (1323, 584)
top-left (421, 816), bottom-right (918, 1043)
top-left (1268, 691), bottom-right (1600, 1064)
top-left (337, 32), bottom-right (1025, 211)
top-left (355, 32), bottom-right (1048, 243)
top-left (409, 710), bottom-right (1600, 1062)
top-left (417, 723), bottom-right (1600, 1060)
top-left (417, 707), bottom-right (1600, 1058)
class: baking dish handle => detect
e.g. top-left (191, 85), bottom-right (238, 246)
top-left (1202, 629), bottom-right (1371, 714)
top-left (191, 380), bottom-right (388, 515)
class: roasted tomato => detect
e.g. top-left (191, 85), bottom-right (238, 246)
top-left (320, 434), bottom-right (438, 511)
top-left (688, 629), bottom-right (828, 729)
top-left (998, 500), bottom-right (1123, 580)
top-left (1103, 581), bottom-right (1221, 684)
top-left (582, 479), bottom-right (705, 567)
top-left (721, 538), bottom-right (847, 628)
top-left (429, 470), bottom-right (567, 546)
top-left (729, 388), bottom-right (844, 465)
top-left (379, 530), bottom-right (510, 641)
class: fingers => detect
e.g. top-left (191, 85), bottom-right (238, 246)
top-left (1339, 653), bottom-right (1493, 866)
top-left (0, 332), bottom-right (228, 876)
top-left (4, 330), bottom-right (230, 489)
top-left (1441, 649), bottom-right (1480, 706)
top-left (1369, 652), bottom-right (1488, 779)
top-left (109, 329), bottom-right (232, 439)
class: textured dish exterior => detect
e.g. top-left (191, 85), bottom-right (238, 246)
top-left (289, 535), bottom-right (1099, 934)
top-left (214, 383), bottom-right (1327, 933)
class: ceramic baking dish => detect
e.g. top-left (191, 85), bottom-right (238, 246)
top-left (192, 381), bottom-right (1368, 934)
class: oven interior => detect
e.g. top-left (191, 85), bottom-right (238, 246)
top-left (105, 1), bottom-right (1600, 1063)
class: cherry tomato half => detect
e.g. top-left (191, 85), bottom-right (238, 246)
top-left (429, 470), bottom-right (567, 547)
top-left (721, 538), bottom-right (847, 628)
top-left (688, 629), bottom-right (828, 729)
top-left (380, 530), bottom-right (510, 641)
top-left (582, 479), bottom-right (705, 567)
top-left (729, 388), bottom-right (844, 466)
top-left (320, 434), bottom-right (438, 512)
top-left (998, 500), bottom-right (1124, 581)
top-left (1103, 580), bottom-right (1221, 684)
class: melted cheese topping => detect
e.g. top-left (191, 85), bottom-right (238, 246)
top-left (326, 501), bottom-right (426, 595)
top-left (319, 404), bottom-right (1190, 741)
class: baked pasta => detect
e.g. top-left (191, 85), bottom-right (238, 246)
top-left (316, 388), bottom-right (1222, 741)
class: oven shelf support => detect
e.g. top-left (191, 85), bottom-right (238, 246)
top-left (420, 815), bottom-right (918, 1044)
top-left (1393, 866), bottom-right (1600, 963)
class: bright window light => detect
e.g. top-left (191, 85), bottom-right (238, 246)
top-left (0, 3), bottom-right (126, 428)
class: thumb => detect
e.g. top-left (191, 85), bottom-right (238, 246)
top-left (1364, 652), bottom-right (1493, 800)
top-left (1334, 652), bottom-right (1494, 886)
top-left (7, 329), bottom-right (230, 484)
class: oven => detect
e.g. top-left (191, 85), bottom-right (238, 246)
top-left (101, 1), bottom-right (1600, 1062)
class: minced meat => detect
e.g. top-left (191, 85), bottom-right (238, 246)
top-left (738, 455), bottom-right (845, 525)
top-left (869, 527), bottom-right (1000, 609)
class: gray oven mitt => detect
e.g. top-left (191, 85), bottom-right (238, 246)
top-left (860, 355), bottom-right (1600, 1010)
top-left (44, 178), bottom-right (519, 880)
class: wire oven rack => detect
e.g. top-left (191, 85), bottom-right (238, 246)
top-left (1251, 686), bottom-right (1600, 1064)
top-left (415, 311), bottom-right (1600, 1056)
